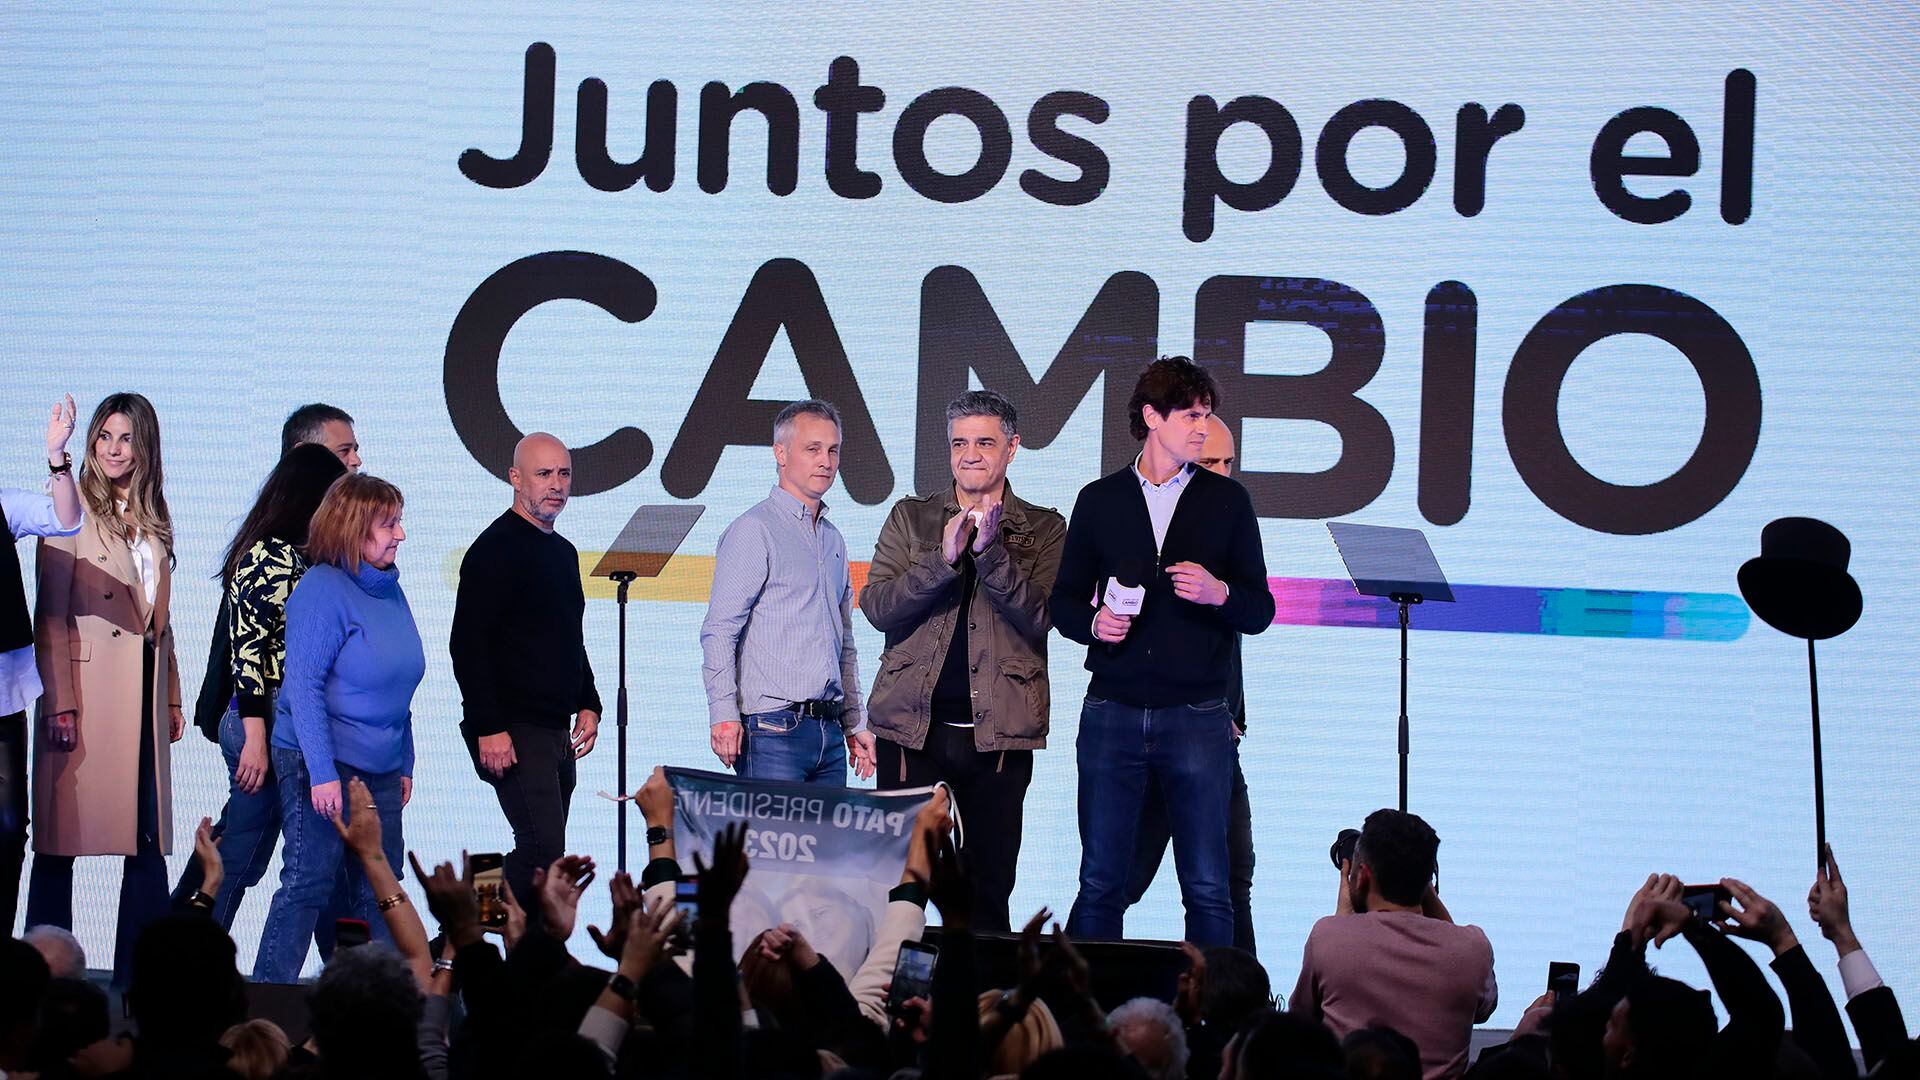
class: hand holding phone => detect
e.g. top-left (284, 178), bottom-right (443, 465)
top-left (887, 940), bottom-right (938, 1016)
top-left (1681, 883), bottom-right (1732, 923)
top-left (470, 852), bottom-right (507, 930)
top-left (1548, 961), bottom-right (1580, 1005)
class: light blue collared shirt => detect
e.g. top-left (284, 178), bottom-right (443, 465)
top-left (700, 486), bottom-right (865, 732)
top-left (1132, 455), bottom-right (1194, 555)
top-left (1, 487), bottom-right (84, 715)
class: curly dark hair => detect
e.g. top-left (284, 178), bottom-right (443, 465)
top-left (1127, 356), bottom-right (1220, 440)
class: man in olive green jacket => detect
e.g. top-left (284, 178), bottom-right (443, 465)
top-left (860, 390), bottom-right (1064, 930)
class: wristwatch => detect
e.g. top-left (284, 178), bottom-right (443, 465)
top-left (646, 825), bottom-right (669, 847)
top-left (607, 972), bottom-right (640, 1001)
top-left (48, 452), bottom-right (71, 475)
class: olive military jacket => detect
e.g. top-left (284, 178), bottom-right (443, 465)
top-left (859, 484), bottom-right (1065, 754)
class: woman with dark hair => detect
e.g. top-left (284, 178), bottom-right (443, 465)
top-left (174, 443), bottom-right (348, 927)
top-left (28, 392), bottom-right (180, 983)
top-left (253, 474), bottom-right (424, 983)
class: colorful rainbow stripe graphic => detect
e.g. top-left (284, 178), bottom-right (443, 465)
top-left (456, 551), bottom-right (1750, 642)
top-left (1264, 577), bottom-right (1749, 641)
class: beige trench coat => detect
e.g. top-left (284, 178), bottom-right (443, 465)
top-left (32, 515), bottom-right (181, 857)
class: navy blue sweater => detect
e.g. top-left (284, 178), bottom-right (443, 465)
top-left (1048, 464), bottom-right (1273, 706)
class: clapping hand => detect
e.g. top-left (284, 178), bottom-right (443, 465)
top-left (970, 495), bottom-right (1004, 552)
top-left (942, 508), bottom-right (973, 565)
top-left (409, 851), bottom-right (481, 936)
top-left (532, 854), bottom-right (597, 942)
top-left (619, 894), bottom-right (681, 980)
top-left (588, 871), bottom-right (643, 960)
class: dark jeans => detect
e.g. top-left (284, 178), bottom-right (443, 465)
top-left (1068, 695), bottom-right (1235, 946)
top-left (875, 723), bottom-right (1033, 933)
top-left (25, 650), bottom-right (170, 984)
top-left (734, 710), bottom-right (847, 785)
top-left (0, 710), bottom-right (26, 934)
top-left (253, 748), bottom-right (404, 983)
top-left (467, 723), bottom-right (575, 925)
top-left (171, 706), bottom-right (281, 927)
top-left (172, 707), bottom-right (350, 951)
top-left (1124, 754), bottom-right (1257, 954)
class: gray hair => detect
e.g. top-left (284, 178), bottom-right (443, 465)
top-left (23, 924), bottom-right (86, 980)
top-left (279, 402), bottom-right (354, 457)
top-left (309, 944), bottom-right (423, 1068)
top-left (1108, 997), bottom-right (1190, 1080)
top-left (772, 399), bottom-right (842, 446)
top-left (945, 389), bottom-right (1017, 440)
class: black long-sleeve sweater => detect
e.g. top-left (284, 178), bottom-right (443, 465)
top-left (449, 511), bottom-right (601, 737)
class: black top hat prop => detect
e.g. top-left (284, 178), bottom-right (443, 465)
top-left (1737, 517), bottom-right (1862, 869)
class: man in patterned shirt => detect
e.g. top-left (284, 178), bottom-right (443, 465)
top-left (700, 400), bottom-right (874, 785)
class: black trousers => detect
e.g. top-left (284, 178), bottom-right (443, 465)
top-left (1124, 753), bottom-right (1257, 954)
top-left (467, 723), bottom-right (575, 929)
top-left (0, 710), bottom-right (26, 933)
top-left (875, 722), bottom-right (1033, 933)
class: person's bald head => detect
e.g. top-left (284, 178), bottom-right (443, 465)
top-left (1196, 416), bottom-right (1236, 477)
top-left (508, 432), bottom-right (572, 530)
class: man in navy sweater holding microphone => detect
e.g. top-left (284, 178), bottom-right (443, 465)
top-left (1051, 357), bottom-right (1274, 946)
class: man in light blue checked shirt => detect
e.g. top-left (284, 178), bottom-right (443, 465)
top-left (700, 400), bottom-right (875, 784)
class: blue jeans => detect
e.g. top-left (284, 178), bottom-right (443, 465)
top-left (733, 711), bottom-right (846, 785)
top-left (1069, 695), bottom-right (1235, 946)
top-left (253, 748), bottom-right (404, 983)
top-left (1124, 755), bottom-right (1258, 954)
top-left (173, 708), bottom-right (351, 949)
top-left (207, 706), bottom-right (282, 927)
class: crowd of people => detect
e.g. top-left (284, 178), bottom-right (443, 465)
top-left (1, 770), bottom-right (1913, 1078)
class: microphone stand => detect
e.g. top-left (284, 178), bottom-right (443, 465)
top-left (611, 570), bottom-right (636, 872)
top-left (1390, 592), bottom-right (1422, 813)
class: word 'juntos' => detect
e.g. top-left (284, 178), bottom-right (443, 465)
top-left (459, 45), bottom-right (1757, 242)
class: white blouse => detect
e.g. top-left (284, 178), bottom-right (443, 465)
top-left (117, 501), bottom-right (158, 607)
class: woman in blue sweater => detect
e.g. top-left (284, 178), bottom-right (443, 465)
top-left (253, 474), bottom-right (424, 983)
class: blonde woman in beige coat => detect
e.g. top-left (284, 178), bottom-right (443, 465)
top-left (28, 392), bottom-right (183, 983)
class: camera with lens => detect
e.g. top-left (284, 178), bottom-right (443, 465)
top-left (1329, 828), bottom-right (1361, 869)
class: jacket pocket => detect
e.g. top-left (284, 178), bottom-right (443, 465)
top-left (69, 641), bottom-right (91, 662)
top-left (996, 657), bottom-right (1048, 738)
top-left (868, 647), bottom-right (920, 720)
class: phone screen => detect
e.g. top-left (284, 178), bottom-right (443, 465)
top-left (1548, 961), bottom-right (1580, 1004)
top-left (673, 876), bottom-right (699, 947)
top-left (887, 941), bottom-right (938, 1014)
top-left (471, 852), bottom-right (507, 929)
top-left (1681, 884), bottom-right (1729, 923)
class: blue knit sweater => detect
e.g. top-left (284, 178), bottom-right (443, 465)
top-left (273, 560), bottom-right (425, 784)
